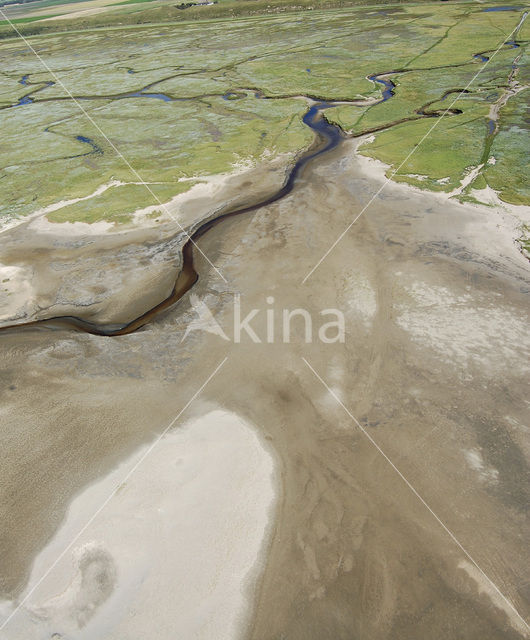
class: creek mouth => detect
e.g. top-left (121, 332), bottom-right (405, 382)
top-left (0, 84), bottom-right (462, 338)
top-left (0, 100), bottom-right (345, 337)
top-left (1, 32), bottom-right (523, 337)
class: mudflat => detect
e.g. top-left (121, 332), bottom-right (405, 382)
top-left (0, 138), bottom-right (528, 638)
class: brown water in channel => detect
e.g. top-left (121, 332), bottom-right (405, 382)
top-left (0, 101), bottom-right (345, 336)
top-left (1, 34), bottom-right (522, 338)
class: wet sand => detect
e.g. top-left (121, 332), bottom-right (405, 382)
top-left (1, 410), bottom-right (276, 639)
top-left (0, 139), bottom-right (529, 639)
top-left (0, 154), bottom-right (292, 326)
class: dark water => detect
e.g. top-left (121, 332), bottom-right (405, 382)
top-left (1, 46), bottom-right (501, 336)
top-left (124, 92), bottom-right (172, 101)
top-left (0, 56), bottom-right (477, 337)
top-left (367, 74), bottom-right (395, 102)
top-left (482, 6), bottom-right (522, 10)
top-left (474, 53), bottom-right (490, 62)
top-left (76, 135), bottom-right (103, 154)
top-left (15, 96), bottom-right (33, 106)
top-left (487, 119), bottom-right (496, 134)
top-left (0, 101), bottom-right (345, 337)
top-left (301, 103), bottom-right (342, 150)
top-left (19, 75), bottom-right (29, 86)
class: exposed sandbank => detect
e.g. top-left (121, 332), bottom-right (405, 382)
top-left (0, 409), bottom-right (276, 640)
top-left (0, 138), bottom-right (528, 640)
top-left (0, 155), bottom-right (292, 326)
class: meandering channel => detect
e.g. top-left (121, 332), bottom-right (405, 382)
top-left (0, 100), bottom-right (344, 336)
top-left (0, 30), bottom-right (525, 337)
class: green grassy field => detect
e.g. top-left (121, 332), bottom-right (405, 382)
top-left (0, 1), bottom-right (527, 227)
top-left (0, 13), bottom-right (59, 23)
top-left (0, 0), bottom-right (425, 36)
top-left (112, 0), bottom-right (158, 6)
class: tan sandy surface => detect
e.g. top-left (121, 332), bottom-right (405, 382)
top-left (0, 409), bottom-right (277, 639)
top-left (0, 139), bottom-right (529, 639)
top-left (0, 156), bottom-right (290, 326)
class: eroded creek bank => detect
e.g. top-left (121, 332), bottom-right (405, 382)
top-left (0, 138), bottom-right (529, 639)
top-left (0, 92), bottom-right (463, 335)
top-left (2, 25), bottom-right (526, 336)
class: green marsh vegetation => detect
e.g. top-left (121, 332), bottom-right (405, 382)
top-left (0, 0), bottom-right (423, 37)
top-left (0, 14), bottom-right (60, 24)
top-left (0, 1), bottom-right (527, 226)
